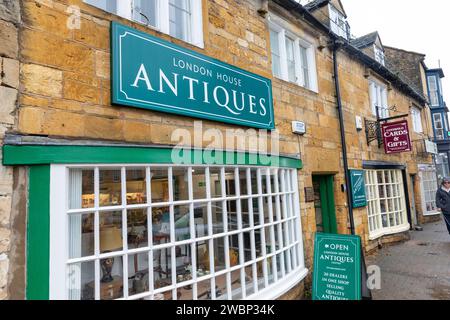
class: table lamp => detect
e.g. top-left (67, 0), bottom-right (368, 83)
top-left (100, 226), bottom-right (122, 283)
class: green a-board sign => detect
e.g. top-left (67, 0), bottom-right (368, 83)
top-left (111, 22), bottom-right (275, 129)
top-left (349, 169), bottom-right (367, 208)
top-left (313, 233), bottom-right (361, 300)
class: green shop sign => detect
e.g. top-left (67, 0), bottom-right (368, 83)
top-left (111, 22), bottom-right (274, 129)
top-left (313, 233), bottom-right (361, 300)
top-left (349, 169), bottom-right (367, 208)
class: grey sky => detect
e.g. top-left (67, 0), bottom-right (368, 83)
top-left (342, 0), bottom-right (449, 104)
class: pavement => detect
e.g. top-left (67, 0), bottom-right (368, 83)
top-left (366, 216), bottom-right (450, 300)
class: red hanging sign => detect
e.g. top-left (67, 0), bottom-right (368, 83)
top-left (381, 120), bottom-right (412, 154)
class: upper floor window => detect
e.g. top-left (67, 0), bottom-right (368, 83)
top-left (428, 75), bottom-right (440, 106)
top-left (369, 80), bottom-right (389, 119)
top-left (374, 45), bottom-right (385, 66)
top-left (433, 113), bottom-right (445, 140)
top-left (329, 4), bottom-right (348, 40)
top-left (411, 106), bottom-right (423, 133)
top-left (84, 0), bottom-right (203, 47)
top-left (269, 23), bottom-right (318, 92)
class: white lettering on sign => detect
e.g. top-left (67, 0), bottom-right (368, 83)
top-left (130, 64), bottom-right (268, 117)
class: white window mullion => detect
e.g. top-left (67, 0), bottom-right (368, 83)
top-left (220, 167), bottom-right (232, 300)
top-left (94, 167), bottom-right (100, 301)
top-left (291, 170), bottom-right (303, 268)
top-left (265, 168), bottom-right (277, 282)
top-left (287, 171), bottom-right (297, 269)
top-left (205, 167), bottom-right (216, 299)
top-left (187, 167), bottom-right (198, 300)
top-left (257, 169), bottom-right (269, 288)
top-left (274, 170), bottom-right (285, 274)
top-left (159, 0), bottom-right (170, 35)
top-left (121, 167), bottom-right (129, 299)
top-left (281, 170), bottom-right (291, 274)
top-left (146, 167), bottom-right (155, 296)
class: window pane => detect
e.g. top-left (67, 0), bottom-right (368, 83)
top-left (285, 37), bottom-right (296, 82)
top-left (100, 211), bottom-right (123, 253)
top-left (68, 261), bottom-right (95, 300)
top-left (169, 0), bottom-right (192, 42)
top-left (99, 169), bottom-right (122, 207)
top-left (210, 167), bottom-right (222, 198)
top-left (100, 256), bottom-right (124, 300)
top-left (300, 45), bottom-right (310, 88)
top-left (270, 29), bottom-right (281, 78)
top-left (69, 169), bottom-right (94, 209)
top-left (69, 213), bottom-right (95, 259)
top-left (174, 205), bottom-right (191, 240)
top-left (126, 168), bottom-right (147, 205)
top-left (152, 207), bottom-right (170, 244)
top-left (153, 248), bottom-right (172, 289)
top-left (173, 167), bottom-right (190, 201)
top-left (128, 252), bottom-right (149, 296)
top-left (151, 168), bottom-right (169, 203)
top-left (192, 168), bottom-right (207, 199)
top-left (85, 0), bottom-right (117, 14)
top-left (133, 0), bottom-right (157, 27)
top-left (128, 209), bottom-right (148, 249)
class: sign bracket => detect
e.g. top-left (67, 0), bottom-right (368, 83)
top-left (365, 105), bottom-right (409, 147)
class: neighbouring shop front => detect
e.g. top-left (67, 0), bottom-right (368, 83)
top-left (363, 162), bottom-right (411, 241)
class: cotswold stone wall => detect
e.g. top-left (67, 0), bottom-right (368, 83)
top-left (0, 0), bottom-right (20, 300)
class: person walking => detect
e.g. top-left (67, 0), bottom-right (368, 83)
top-left (435, 177), bottom-right (450, 235)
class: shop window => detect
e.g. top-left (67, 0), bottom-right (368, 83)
top-left (269, 22), bottom-right (318, 92)
top-left (52, 165), bottom-right (304, 300)
top-left (84, 0), bottom-right (204, 47)
top-left (419, 167), bottom-right (439, 216)
top-left (365, 170), bottom-right (410, 240)
top-left (369, 80), bottom-right (389, 119)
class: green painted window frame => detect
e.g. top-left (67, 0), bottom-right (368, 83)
top-left (3, 144), bottom-right (302, 300)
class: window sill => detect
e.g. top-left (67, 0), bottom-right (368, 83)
top-left (272, 76), bottom-right (319, 95)
top-left (423, 211), bottom-right (441, 217)
top-left (368, 223), bottom-right (410, 241)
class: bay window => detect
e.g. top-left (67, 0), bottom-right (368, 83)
top-left (365, 170), bottom-right (409, 240)
top-left (50, 164), bottom-right (306, 300)
top-left (269, 23), bottom-right (318, 92)
top-left (84, 0), bottom-right (203, 47)
top-left (427, 75), bottom-right (440, 106)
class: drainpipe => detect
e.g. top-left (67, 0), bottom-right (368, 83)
top-left (332, 39), bottom-right (356, 235)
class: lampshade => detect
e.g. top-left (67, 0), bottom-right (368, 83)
top-left (100, 226), bottom-right (122, 252)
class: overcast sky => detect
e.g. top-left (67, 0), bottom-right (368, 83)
top-left (342, 0), bottom-right (449, 103)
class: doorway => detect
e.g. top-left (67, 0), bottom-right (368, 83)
top-left (313, 175), bottom-right (337, 234)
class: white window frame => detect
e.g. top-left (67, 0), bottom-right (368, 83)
top-left (418, 165), bottom-right (439, 216)
top-left (84, 0), bottom-right (204, 48)
top-left (365, 170), bottom-right (410, 241)
top-left (411, 106), bottom-right (423, 133)
top-left (369, 80), bottom-right (389, 119)
top-left (433, 113), bottom-right (445, 140)
top-left (268, 21), bottom-right (318, 92)
top-left (49, 164), bottom-right (307, 300)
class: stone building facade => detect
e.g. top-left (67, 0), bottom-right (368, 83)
top-left (0, 0), bottom-right (438, 300)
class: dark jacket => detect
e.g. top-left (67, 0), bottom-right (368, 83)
top-left (435, 187), bottom-right (450, 214)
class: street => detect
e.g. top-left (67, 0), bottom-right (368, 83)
top-left (366, 218), bottom-right (450, 300)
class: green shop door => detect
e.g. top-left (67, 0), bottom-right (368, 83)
top-left (313, 175), bottom-right (337, 234)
